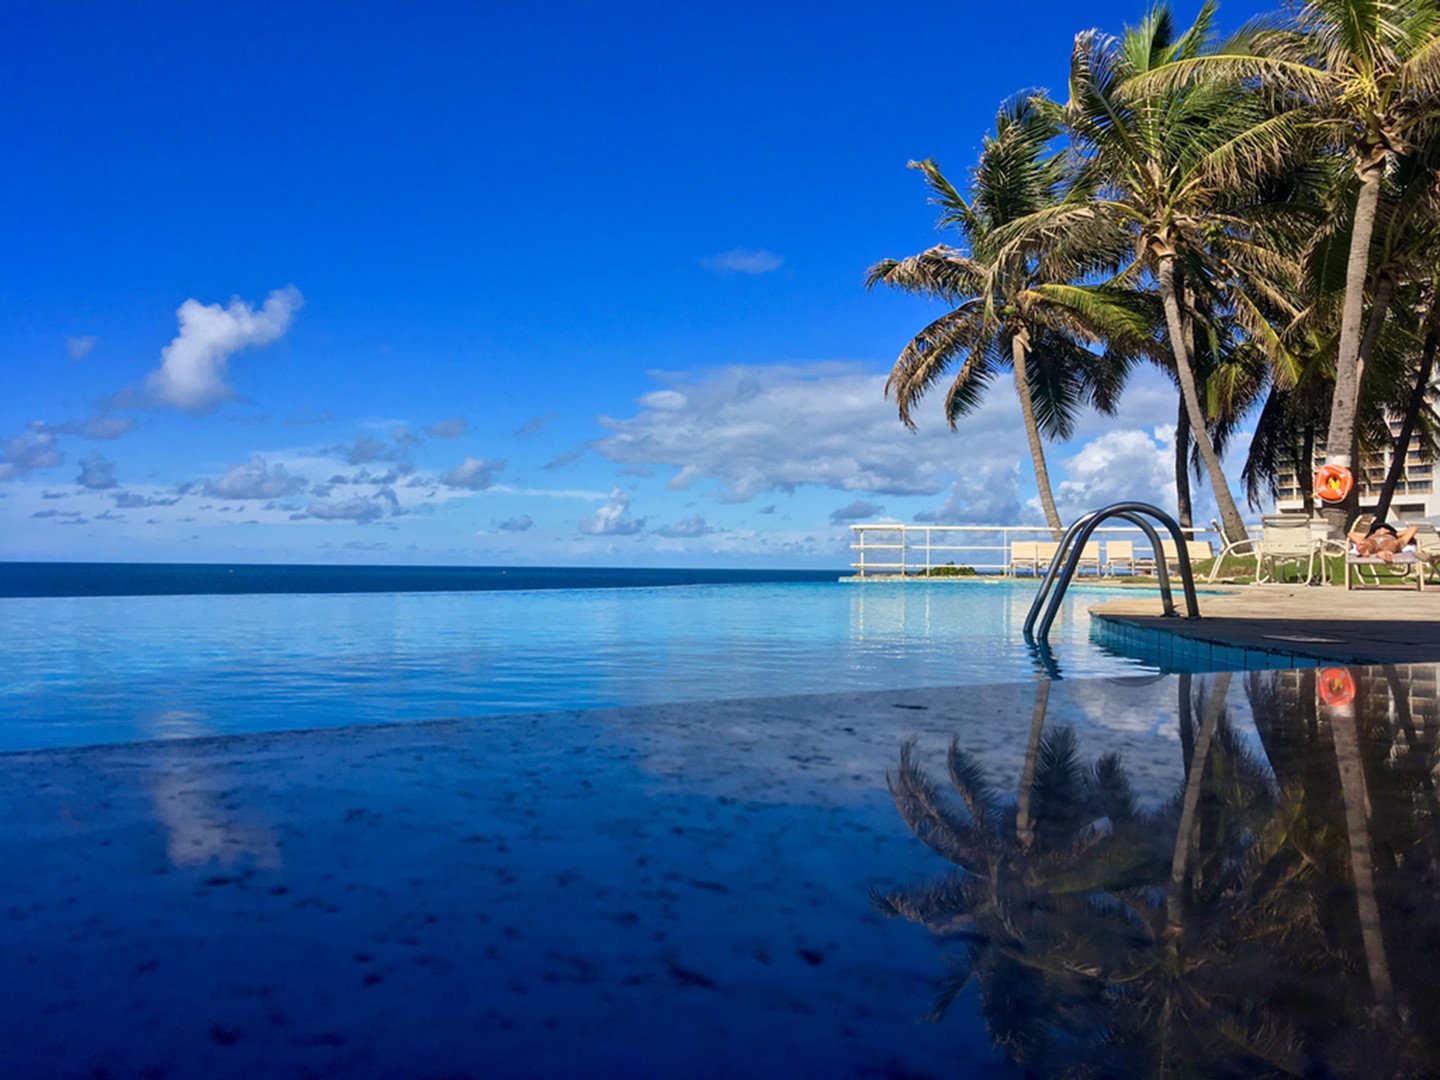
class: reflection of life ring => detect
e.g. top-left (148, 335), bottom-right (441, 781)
top-left (1318, 668), bottom-right (1356, 708)
top-left (1313, 464), bottom-right (1353, 503)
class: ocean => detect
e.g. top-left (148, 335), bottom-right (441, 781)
top-left (0, 561), bottom-right (841, 598)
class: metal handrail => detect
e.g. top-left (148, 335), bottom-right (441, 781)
top-left (1023, 502), bottom-right (1202, 645)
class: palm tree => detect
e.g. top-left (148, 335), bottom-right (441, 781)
top-left (868, 96), bottom-right (1147, 538)
top-left (1132, 0), bottom-right (1440, 534)
top-left (1009, 3), bottom-right (1314, 545)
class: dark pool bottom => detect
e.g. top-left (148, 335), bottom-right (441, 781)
top-left (0, 666), bottom-right (1433, 1078)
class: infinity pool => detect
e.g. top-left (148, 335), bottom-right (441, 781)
top-left (4, 665), bottom-right (1436, 1076)
top-left (2, 580), bottom-right (1169, 750)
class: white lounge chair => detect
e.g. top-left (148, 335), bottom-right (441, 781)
top-left (1210, 516), bottom-right (1328, 584)
top-left (1036, 541), bottom-right (1061, 573)
top-left (1105, 540), bottom-right (1135, 576)
top-left (1009, 541), bottom-right (1040, 577)
top-left (1076, 541), bottom-right (1101, 576)
top-left (1345, 516), bottom-right (1427, 589)
top-left (1346, 544), bottom-right (1423, 590)
top-left (1413, 522), bottom-right (1440, 583)
top-left (1161, 539), bottom-right (1214, 577)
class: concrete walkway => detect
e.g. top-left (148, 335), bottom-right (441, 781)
top-left (1092, 585), bottom-right (1440, 665)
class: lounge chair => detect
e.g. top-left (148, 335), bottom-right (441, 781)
top-left (1342, 544), bottom-right (1422, 596)
top-left (1036, 541), bottom-right (1061, 573)
top-left (1105, 540), bottom-right (1135, 576)
top-left (1076, 541), bottom-right (1101, 576)
top-left (1412, 522), bottom-right (1440, 583)
top-left (1009, 541), bottom-right (1040, 577)
top-left (1210, 516), bottom-right (1328, 584)
top-left (1161, 539), bottom-right (1214, 577)
top-left (1341, 515), bottom-right (1435, 589)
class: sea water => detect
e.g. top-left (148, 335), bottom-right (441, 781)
top-left (0, 564), bottom-right (1156, 751)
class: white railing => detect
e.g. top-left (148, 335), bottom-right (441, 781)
top-left (847, 522), bottom-right (1230, 577)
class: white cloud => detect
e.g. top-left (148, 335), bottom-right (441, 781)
top-left (427, 417), bottom-right (467, 439)
top-left (654, 514), bottom-right (714, 538)
top-left (594, 363), bottom-right (1008, 503)
top-left (144, 286), bottom-right (303, 412)
top-left (46, 414), bottom-right (135, 440)
top-left (76, 453), bottom-right (118, 490)
top-left (829, 499), bottom-right (884, 524)
top-left (496, 514), bottom-right (534, 532)
top-left (202, 456), bottom-right (308, 500)
top-left (515, 413), bottom-right (559, 438)
top-left (302, 496), bottom-right (384, 524)
top-left (580, 487), bottom-right (645, 535)
top-left (701, 248), bottom-right (783, 275)
top-left (915, 461), bottom-right (1028, 526)
top-left (0, 426), bottom-right (63, 482)
top-left (114, 491), bottom-right (180, 509)
top-left (66, 335), bottom-right (99, 360)
top-left (441, 456), bottom-right (506, 491)
top-left (1050, 428), bottom-right (1177, 523)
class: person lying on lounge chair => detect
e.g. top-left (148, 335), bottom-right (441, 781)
top-left (1349, 520), bottom-right (1419, 562)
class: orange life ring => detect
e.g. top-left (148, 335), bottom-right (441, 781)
top-left (1313, 464), bottom-right (1353, 503)
top-left (1318, 668), bottom-right (1356, 708)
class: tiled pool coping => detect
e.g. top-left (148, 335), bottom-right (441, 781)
top-left (1091, 583), bottom-right (1440, 667)
top-left (1091, 613), bottom-right (1325, 671)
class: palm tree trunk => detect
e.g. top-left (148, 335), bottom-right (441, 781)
top-left (1175, 396), bottom-right (1193, 529)
top-left (1301, 423), bottom-right (1316, 519)
top-left (1373, 325), bottom-right (1438, 523)
top-left (1321, 153), bottom-right (1387, 537)
top-left (1355, 273), bottom-right (1395, 402)
top-left (1158, 256), bottom-right (1247, 545)
top-left (1011, 330), bottom-right (1064, 539)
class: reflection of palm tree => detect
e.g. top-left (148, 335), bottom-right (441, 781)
top-left (876, 671), bottom-right (1438, 1076)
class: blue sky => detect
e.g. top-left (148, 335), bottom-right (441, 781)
top-left (1, 0), bottom-right (1275, 567)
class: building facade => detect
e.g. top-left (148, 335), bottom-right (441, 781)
top-left (1274, 421), bottom-right (1439, 522)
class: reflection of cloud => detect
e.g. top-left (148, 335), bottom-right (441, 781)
top-left (701, 248), bottom-right (783, 275)
top-left (144, 286), bottom-right (303, 412)
top-left (145, 721), bottom-right (283, 871)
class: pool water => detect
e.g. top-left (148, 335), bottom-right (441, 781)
top-left (2, 580), bottom-right (1166, 751)
top-left (3, 665), bottom-right (1436, 1076)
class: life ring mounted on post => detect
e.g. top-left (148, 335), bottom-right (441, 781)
top-left (1313, 464), bottom-right (1353, 504)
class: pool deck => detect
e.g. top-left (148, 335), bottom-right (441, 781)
top-left (1092, 585), bottom-right (1440, 665)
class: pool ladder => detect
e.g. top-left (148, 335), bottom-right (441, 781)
top-left (1023, 501), bottom-right (1201, 646)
